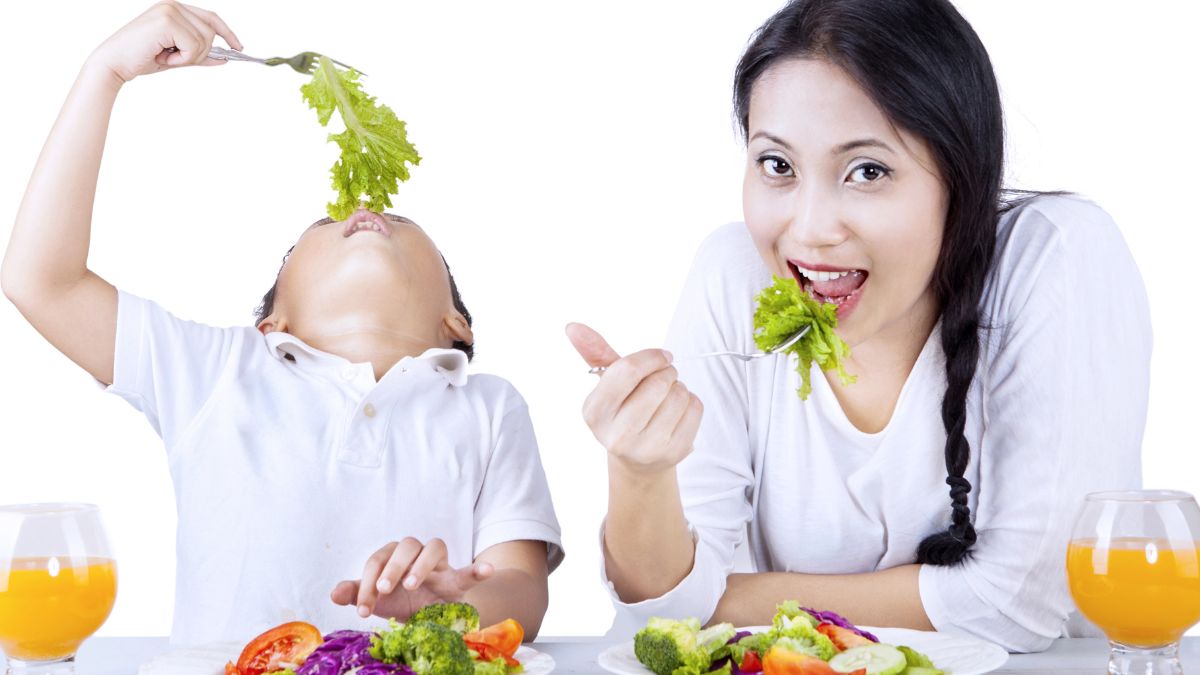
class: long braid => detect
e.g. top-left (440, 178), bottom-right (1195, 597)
top-left (917, 272), bottom-right (985, 563)
top-left (915, 142), bottom-right (1000, 564)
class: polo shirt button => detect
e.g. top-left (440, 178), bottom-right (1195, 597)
top-left (341, 368), bottom-right (355, 380)
top-left (363, 403), bottom-right (376, 418)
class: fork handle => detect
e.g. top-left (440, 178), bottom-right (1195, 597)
top-left (207, 46), bottom-right (266, 64)
top-left (587, 350), bottom-right (770, 375)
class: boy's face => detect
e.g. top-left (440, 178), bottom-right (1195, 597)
top-left (258, 209), bottom-right (472, 351)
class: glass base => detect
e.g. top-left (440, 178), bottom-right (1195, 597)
top-left (5, 655), bottom-right (75, 675)
top-left (1109, 641), bottom-right (1181, 675)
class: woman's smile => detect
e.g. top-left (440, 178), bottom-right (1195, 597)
top-left (788, 259), bottom-right (869, 320)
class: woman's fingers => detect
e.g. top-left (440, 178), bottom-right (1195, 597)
top-left (584, 348), bottom-right (674, 426)
top-left (641, 379), bottom-right (694, 443)
top-left (609, 365), bottom-right (680, 438)
top-left (565, 322), bottom-right (620, 369)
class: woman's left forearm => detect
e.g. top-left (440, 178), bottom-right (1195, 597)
top-left (464, 568), bottom-right (548, 640)
top-left (710, 564), bottom-right (934, 630)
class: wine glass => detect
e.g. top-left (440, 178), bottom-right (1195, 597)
top-left (0, 504), bottom-right (117, 675)
top-left (1067, 490), bottom-right (1200, 675)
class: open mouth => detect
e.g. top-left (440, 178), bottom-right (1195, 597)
top-left (343, 210), bottom-right (392, 237)
top-left (788, 260), bottom-right (868, 311)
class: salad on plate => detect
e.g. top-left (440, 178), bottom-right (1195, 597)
top-left (630, 601), bottom-right (943, 675)
top-left (221, 602), bottom-right (528, 675)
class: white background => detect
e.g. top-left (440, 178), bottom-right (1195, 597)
top-left (1, 0), bottom-right (1197, 639)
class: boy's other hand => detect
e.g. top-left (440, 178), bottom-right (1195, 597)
top-left (88, 1), bottom-right (243, 84)
top-left (566, 322), bottom-right (704, 477)
top-left (331, 538), bottom-right (493, 621)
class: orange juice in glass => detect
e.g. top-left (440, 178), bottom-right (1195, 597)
top-left (1067, 491), bottom-right (1200, 675)
top-left (0, 504), bottom-right (117, 675)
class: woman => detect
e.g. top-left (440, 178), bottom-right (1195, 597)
top-left (567, 0), bottom-right (1149, 653)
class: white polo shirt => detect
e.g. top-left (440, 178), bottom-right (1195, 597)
top-left (105, 291), bottom-right (563, 646)
top-left (602, 195), bottom-right (1150, 653)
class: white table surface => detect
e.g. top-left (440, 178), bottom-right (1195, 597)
top-left (74, 636), bottom-right (1200, 674)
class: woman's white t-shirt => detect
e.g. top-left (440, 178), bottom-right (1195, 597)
top-left (603, 195), bottom-right (1151, 652)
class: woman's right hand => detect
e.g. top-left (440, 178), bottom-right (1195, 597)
top-left (88, 1), bottom-right (242, 85)
top-left (566, 323), bottom-right (704, 476)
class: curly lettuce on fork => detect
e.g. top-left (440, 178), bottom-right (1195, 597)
top-left (300, 57), bottom-right (421, 220)
top-left (753, 275), bottom-right (855, 400)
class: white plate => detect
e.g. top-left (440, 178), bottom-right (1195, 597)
top-left (139, 642), bottom-right (555, 675)
top-left (598, 625), bottom-right (1007, 675)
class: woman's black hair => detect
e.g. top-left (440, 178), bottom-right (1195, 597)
top-left (253, 215), bottom-right (475, 361)
top-left (735, 0), bottom-right (1006, 565)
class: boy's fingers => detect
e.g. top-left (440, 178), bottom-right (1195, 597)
top-left (161, 28), bottom-right (205, 68)
top-left (358, 540), bottom-right (407, 616)
top-left (454, 562), bottom-right (493, 591)
top-left (181, 3), bottom-right (243, 50)
top-left (565, 323), bottom-right (620, 369)
top-left (330, 580), bottom-right (359, 606)
top-left (172, 8), bottom-right (217, 64)
top-left (391, 538), bottom-right (448, 593)
top-left (373, 538), bottom-right (424, 596)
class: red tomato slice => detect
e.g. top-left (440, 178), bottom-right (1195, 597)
top-left (465, 639), bottom-right (520, 667)
top-left (740, 650), bottom-right (763, 672)
top-left (815, 623), bottom-right (875, 652)
top-left (762, 646), bottom-right (837, 675)
top-left (235, 621), bottom-right (323, 675)
top-left (225, 662), bottom-right (239, 675)
top-left (463, 618), bottom-right (524, 658)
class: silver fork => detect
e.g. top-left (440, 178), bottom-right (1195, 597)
top-left (205, 46), bottom-right (365, 75)
top-left (587, 325), bottom-right (812, 375)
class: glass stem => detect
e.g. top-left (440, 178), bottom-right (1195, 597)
top-left (1109, 641), bottom-right (1182, 675)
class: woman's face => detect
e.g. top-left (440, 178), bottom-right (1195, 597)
top-left (743, 58), bottom-right (947, 348)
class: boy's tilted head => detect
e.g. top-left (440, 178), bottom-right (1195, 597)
top-left (254, 209), bottom-right (474, 361)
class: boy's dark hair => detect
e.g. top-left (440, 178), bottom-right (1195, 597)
top-left (252, 215), bottom-right (475, 361)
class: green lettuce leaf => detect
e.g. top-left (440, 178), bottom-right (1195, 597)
top-left (752, 275), bottom-right (855, 400)
top-left (301, 57), bottom-right (421, 220)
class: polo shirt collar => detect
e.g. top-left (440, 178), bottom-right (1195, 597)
top-left (263, 332), bottom-right (469, 387)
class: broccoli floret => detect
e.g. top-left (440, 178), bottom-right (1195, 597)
top-left (633, 617), bottom-right (710, 675)
top-left (370, 620), bottom-right (469, 675)
top-left (769, 618), bottom-right (836, 662)
top-left (771, 601), bottom-right (817, 631)
top-left (410, 602), bottom-right (482, 635)
top-left (370, 619), bottom-right (407, 663)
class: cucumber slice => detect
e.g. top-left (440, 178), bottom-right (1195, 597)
top-left (903, 668), bottom-right (945, 675)
top-left (827, 644), bottom-right (908, 675)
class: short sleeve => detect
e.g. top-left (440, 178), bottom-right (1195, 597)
top-left (103, 290), bottom-right (247, 449)
top-left (602, 223), bottom-right (759, 635)
top-left (473, 390), bottom-right (564, 572)
top-left (919, 196), bottom-right (1151, 652)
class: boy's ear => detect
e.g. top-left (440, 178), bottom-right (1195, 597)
top-left (256, 315), bottom-right (287, 336)
top-left (443, 311), bottom-right (474, 346)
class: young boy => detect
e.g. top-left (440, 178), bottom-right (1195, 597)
top-left (1, 2), bottom-right (561, 646)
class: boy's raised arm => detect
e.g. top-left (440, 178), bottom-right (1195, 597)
top-left (1, 2), bottom-right (240, 384)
